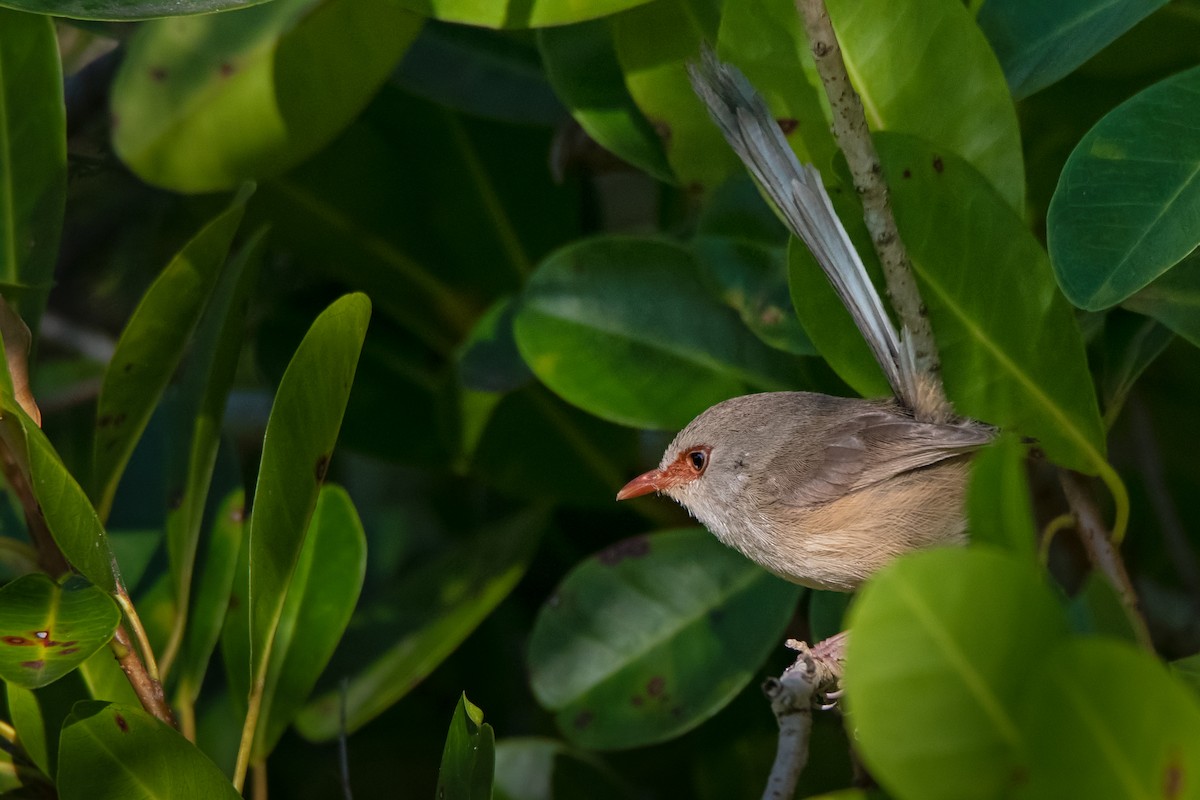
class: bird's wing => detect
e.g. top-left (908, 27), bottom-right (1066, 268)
top-left (777, 411), bottom-right (995, 508)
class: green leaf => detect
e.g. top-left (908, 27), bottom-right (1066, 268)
top-left (528, 529), bottom-right (802, 749)
top-left (845, 548), bottom-right (1070, 800)
top-left (401, 0), bottom-right (654, 28)
top-left (1100, 309), bottom-right (1174, 425)
top-left (174, 489), bottom-right (245, 706)
top-left (791, 134), bottom-right (1107, 476)
top-left (1048, 65), bottom-right (1200, 310)
top-left (239, 293), bottom-right (369, 717)
top-left (976, 0), bottom-right (1167, 99)
top-left (7, 671), bottom-right (88, 779)
top-left (1066, 573), bottom-right (1142, 644)
top-left (514, 236), bottom-right (812, 430)
top-left (538, 20), bottom-right (673, 183)
top-left (1173, 652), bottom-right (1200, 700)
top-left (493, 738), bottom-right (630, 800)
top-left (827, 0), bottom-right (1025, 210)
top-left (92, 188), bottom-right (249, 523)
top-left (0, 9), bottom-right (64, 334)
top-left (110, 0), bottom-right (422, 192)
top-left (223, 485), bottom-right (366, 760)
top-left (436, 694), bottom-right (495, 800)
top-left (612, 0), bottom-right (740, 191)
top-left (1017, 638), bottom-right (1200, 798)
top-left (0, 575), bottom-right (119, 689)
top-left (1123, 248), bottom-right (1200, 349)
top-left (966, 435), bottom-right (1038, 560)
top-left (57, 701), bottom-right (241, 800)
top-left (0, 0), bottom-right (276, 20)
top-left (295, 509), bottom-right (543, 740)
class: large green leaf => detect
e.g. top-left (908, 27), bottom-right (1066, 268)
top-left (1048, 65), bottom-right (1200, 310)
top-left (111, 0), bottom-right (422, 192)
top-left (844, 547), bottom-right (1070, 800)
top-left (57, 701), bottom-right (240, 800)
top-left (514, 236), bottom-right (813, 430)
top-left (6, 670), bottom-right (89, 779)
top-left (396, 0), bottom-right (653, 28)
top-left (790, 134), bottom-right (1107, 476)
top-left (528, 529), bottom-right (802, 749)
top-left (493, 738), bottom-right (630, 800)
top-left (538, 20), bottom-right (673, 183)
top-left (296, 509), bottom-right (543, 740)
top-left (0, 9), bottom-right (64, 334)
top-left (92, 188), bottom-right (249, 522)
top-left (1016, 638), bottom-right (1200, 798)
top-left (827, 0), bottom-right (1025, 210)
top-left (223, 485), bottom-right (366, 759)
top-left (611, 0), bottom-right (740, 191)
top-left (966, 435), bottom-right (1038, 560)
top-left (1124, 249), bottom-right (1200, 349)
top-left (0, 574), bottom-right (119, 689)
top-left (238, 294), bottom-right (368, 716)
top-left (0, 0), bottom-right (275, 20)
top-left (436, 694), bottom-right (495, 800)
top-left (976, 0), bottom-right (1167, 99)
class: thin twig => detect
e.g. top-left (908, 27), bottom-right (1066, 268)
top-left (794, 0), bottom-right (949, 421)
top-left (114, 589), bottom-right (162, 682)
top-left (110, 625), bottom-right (176, 725)
top-left (1058, 469), bottom-right (1153, 650)
top-left (762, 655), bottom-right (817, 800)
top-left (339, 678), bottom-right (354, 800)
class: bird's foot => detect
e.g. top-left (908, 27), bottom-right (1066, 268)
top-left (785, 631), bottom-right (848, 710)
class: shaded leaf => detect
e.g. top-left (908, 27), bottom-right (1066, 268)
top-left (528, 529), bottom-right (801, 749)
top-left (111, 0), bottom-right (422, 192)
top-left (844, 547), bottom-right (1070, 800)
top-left (57, 701), bottom-right (240, 800)
top-left (1100, 309), bottom-right (1174, 425)
top-left (1048, 65), bottom-right (1200, 310)
top-left (1017, 638), bottom-right (1200, 798)
top-left (0, 10), bottom-right (64, 334)
top-left (92, 187), bottom-right (249, 522)
top-left (977, 0), bottom-right (1167, 99)
top-left (1124, 248), bottom-right (1200, 349)
top-left (396, 0), bottom-right (654, 28)
top-left (0, 0), bottom-right (276, 20)
top-left (493, 738), bottom-right (631, 800)
top-left (436, 694), bottom-right (495, 800)
top-left (6, 670), bottom-right (88, 779)
top-left (514, 236), bottom-right (812, 430)
top-left (0, 575), bottom-right (119, 689)
top-left (966, 435), bottom-right (1038, 560)
top-left (295, 509), bottom-right (544, 740)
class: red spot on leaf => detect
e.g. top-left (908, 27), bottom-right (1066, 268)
top-left (115, 713), bottom-right (129, 733)
top-left (60, 648), bottom-right (79, 656)
top-left (220, 62), bottom-right (236, 77)
top-left (932, 156), bottom-right (944, 174)
top-left (1164, 751), bottom-right (1183, 799)
top-left (646, 676), bottom-right (666, 698)
top-left (777, 118), bottom-right (798, 135)
top-left (4, 636), bottom-right (30, 646)
top-left (902, 169), bottom-right (912, 179)
top-left (20, 660), bottom-right (44, 670)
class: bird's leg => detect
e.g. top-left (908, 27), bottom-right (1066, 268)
top-left (786, 630), bottom-right (848, 709)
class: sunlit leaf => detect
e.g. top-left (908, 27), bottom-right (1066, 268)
top-left (436, 694), bottom-right (495, 800)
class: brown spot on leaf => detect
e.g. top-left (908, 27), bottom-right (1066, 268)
top-left (902, 169), bottom-right (912, 179)
top-left (777, 118), bottom-right (798, 135)
top-left (60, 647), bottom-right (79, 656)
top-left (123, 362), bottom-right (134, 373)
top-left (598, 536), bottom-right (650, 566)
top-left (20, 660), bottom-right (44, 669)
top-left (150, 67), bottom-right (167, 82)
top-left (670, 705), bottom-right (684, 719)
top-left (228, 594), bottom-right (241, 610)
top-left (1164, 751), bottom-right (1183, 799)
top-left (3, 636), bottom-right (30, 646)
top-left (932, 156), bottom-right (944, 173)
top-left (651, 120), bottom-right (671, 144)
top-left (315, 454), bottom-right (331, 482)
top-left (646, 676), bottom-right (666, 698)
top-left (97, 414), bottom-right (113, 428)
top-left (168, 491), bottom-right (183, 511)
top-left (573, 710), bottom-right (594, 730)
top-left (231, 504), bottom-right (245, 523)
top-left (759, 307), bottom-right (783, 327)
top-left (631, 695), bottom-right (644, 707)
top-left (220, 62), bottom-right (236, 77)
top-left (60, 640), bottom-right (77, 648)
top-left (115, 713), bottom-right (129, 733)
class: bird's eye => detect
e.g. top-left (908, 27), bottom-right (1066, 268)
top-left (688, 449), bottom-right (707, 472)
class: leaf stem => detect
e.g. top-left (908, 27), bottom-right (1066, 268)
top-left (115, 588), bottom-right (161, 682)
top-left (233, 681), bottom-right (264, 791)
top-left (110, 624), bottom-right (175, 726)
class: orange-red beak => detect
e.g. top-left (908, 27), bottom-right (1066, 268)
top-left (616, 469), bottom-right (664, 501)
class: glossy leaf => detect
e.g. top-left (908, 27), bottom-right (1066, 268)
top-left (396, 0), bottom-right (653, 28)
top-left (1016, 638), bottom-right (1200, 798)
top-left (174, 490), bottom-right (245, 706)
top-left (0, 574), bottom-right (119, 689)
top-left (528, 529), bottom-right (802, 749)
top-left (1100, 309), bottom-right (1174, 425)
top-left (0, 10), bottom-right (64, 334)
top-left (790, 134), bottom-right (1107, 476)
top-left (493, 738), bottom-right (630, 800)
top-left (6, 669), bottom-right (88, 779)
top-left (57, 701), bottom-right (241, 800)
top-left (844, 547), bottom-right (1070, 800)
top-left (92, 188), bottom-right (249, 522)
top-left (538, 20), bottom-right (673, 183)
top-left (827, 0), bottom-right (1025, 210)
top-left (1048, 65), bottom-right (1200, 310)
top-left (966, 435), bottom-right (1037, 560)
top-left (0, 0), bottom-right (275, 20)
top-left (977, 0), bottom-right (1166, 99)
top-left (612, 0), bottom-right (741, 191)
top-left (223, 485), bottom-right (366, 759)
top-left (514, 236), bottom-right (810, 430)
top-left (296, 509), bottom-right (543, 740)
top-left (239, 294), bottom-right (368, 717)
top-left (436, 694), bottom-right (495, 800)
top-left (111, 0), bottom-right (422, 192)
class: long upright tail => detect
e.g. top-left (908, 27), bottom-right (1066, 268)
top-left (687, 49), bottom-right (923, 412)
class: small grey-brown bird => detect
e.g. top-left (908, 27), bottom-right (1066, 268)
top-left (617, 51), bottom-right (995, 591)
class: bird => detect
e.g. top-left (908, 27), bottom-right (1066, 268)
top-left (616, 50), bottom-right (995, 592)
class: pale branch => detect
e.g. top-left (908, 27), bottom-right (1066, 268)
top-left (1058, 469), bottom-right (1153, 650)
top-left (794, 0), bottom-right (949, 420)
top-left (762, 655), bottom-right (816, 800)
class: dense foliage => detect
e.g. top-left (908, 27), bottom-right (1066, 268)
top-left (0, 0), bottom-right (1197, 797)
